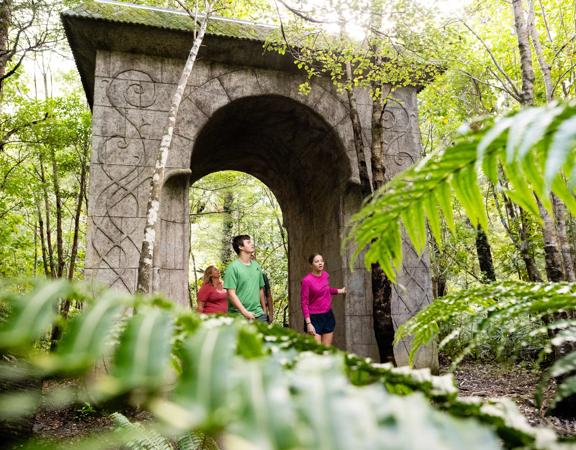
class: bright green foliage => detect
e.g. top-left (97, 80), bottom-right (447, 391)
top-left (349, 102), bottom-right (576, 281)
top-left (111, 412), bottom-right (221, 450)
top-left (189, 171), bottom-right (288, 322)
top-left (394, 281), bottom-right (576, 409)
top-left (0, 280), bottom-right (567, 449)
top-left (265, 0), bottom-right (455, 100)
top-left (0, 92), bottom-right (91, 278)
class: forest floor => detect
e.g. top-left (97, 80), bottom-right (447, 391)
top-left (28, 361), bottom-right (576, 445)
top-left (448, 361), bottom-right (576, 437)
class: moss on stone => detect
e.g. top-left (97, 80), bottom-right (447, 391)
top-left (63, 0), bottom-right (274, 42)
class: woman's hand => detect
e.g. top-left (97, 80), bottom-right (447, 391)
top-left (306, 322), bottom-right (316, 336)
top-left (338, 287), bottom-right (347, 295)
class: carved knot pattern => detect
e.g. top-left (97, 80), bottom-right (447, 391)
top-left (382, 106), bottom-right (417, 176)
top-left (381, 102), bottom-right (433, 360)
top-left (91, 69), bottom-right (158, 292)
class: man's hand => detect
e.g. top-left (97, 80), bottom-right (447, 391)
top-left (242, 309), bottom-right (256, 320)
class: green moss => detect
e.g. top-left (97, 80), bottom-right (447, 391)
top-left (63, 0), bottom-right (274, 41)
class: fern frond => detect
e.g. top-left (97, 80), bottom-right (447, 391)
top-left (177, 432), bottom-right (220, 450)
top-left (396, 281), bottom-right (576, 406)
top-left (349, 102), bottom-right (576, 281)
top-left (0, 280), bottom-right (570, 449)
top-left (110, 412), bottom-right (174, 450)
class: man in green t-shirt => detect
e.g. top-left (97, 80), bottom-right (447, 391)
top-left (224, 235), bottom-right (268, 321)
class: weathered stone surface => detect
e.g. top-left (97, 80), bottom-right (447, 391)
top-left (109, 51), bottom-right (162, 83)
top-left (94, 76), bottom-right (174, 112)
top-left (85, 267), bottom-right (137, 293)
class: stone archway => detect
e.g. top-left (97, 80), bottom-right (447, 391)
top-left (64, 0), bottom-right (435, 364)
top-left (161, 94), bottom-right (353, 348)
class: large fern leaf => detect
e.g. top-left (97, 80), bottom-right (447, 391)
top-left (349, 102), bottom-right (576, 281)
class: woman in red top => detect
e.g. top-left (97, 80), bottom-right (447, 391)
top-left (197, 265), bottom-right (228, 314)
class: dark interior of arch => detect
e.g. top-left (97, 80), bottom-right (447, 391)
top-left (188, 94), bottom-right (351, 343)
top-left (190, 95), bottom-right (350, 213)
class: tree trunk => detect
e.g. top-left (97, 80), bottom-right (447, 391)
top-left (35, 197), bottom-right (50, 278)
top-left (67, 143), bottom-right (89, 281)
top-left (512, 0), bottom-right (567, 282)
top-left (371, 264), bottom-right (394, 363)
top-left (137, 8), bottom-right (211, 294)
top-left (553, 195), bottom-right (576, 281)
top-left (220, 190), bottom-right (234, 265)
top-left (39, 159), bottom-right (55, 278)
top-left (49, 147), bottom-right (65, 278)
top-left (475, 225), bottom-right (496, 282)
top-left (537, 198), bottom-right (565, 282)
top-left (0, 0), bottom-right (11, 98)
top-left (499, 186), bottom-right (541, 281)
top-left (430, 238), bottom-right (447, 298)
top-left (371, 99), bottom-right (386, 187)
top-left (512, 0), bottom-right (536, 106)
top-left (527, 0), bottom-right (553, 102)
top-left (345, 64), bottom-right (372, 196)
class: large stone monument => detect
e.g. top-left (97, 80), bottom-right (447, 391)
top-left (63, 0), bottom-right (435, 368)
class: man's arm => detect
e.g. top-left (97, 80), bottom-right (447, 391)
top-left (228, 289), bottom-right (255, 320)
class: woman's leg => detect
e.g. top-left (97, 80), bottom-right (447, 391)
top-left (313, 333), bottom-right (322, 343)
top-left (321, 332), bottom-right (334, 346)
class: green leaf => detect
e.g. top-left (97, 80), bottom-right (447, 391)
top-left (506, 107), bottom-right (543, 163)
top-left (111, 308), bottom-right (174, 391)
top-left (49, 291), bottom-right (131, 372)
top-left (477, 116), bottom-right (513, 166)
top-left (400, 200), bottom-right (426, 254)
top-left (0, 280), bottom-right (75, 350)
top-left (424, 194), bottom-right (442, 248)
top-left (172, 322), bottom-right (239, 427)
top-left (545, 115), bottom-right (576, 190)
top-left (518, 104), bottom-right (565, 160)
top-left (435, 182), bottom-right (454, 233)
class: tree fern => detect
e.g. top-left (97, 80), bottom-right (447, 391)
top-left (349, 102), bottom-right (576, 281)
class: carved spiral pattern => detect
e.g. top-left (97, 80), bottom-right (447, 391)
top-left (91, 69), bottom-right (158, 292)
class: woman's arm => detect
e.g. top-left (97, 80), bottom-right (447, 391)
top-left (197, 284), bottom-right (209, 312)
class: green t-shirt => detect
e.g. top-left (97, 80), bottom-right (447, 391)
top-left (224, 259), bottom-right (265, 316)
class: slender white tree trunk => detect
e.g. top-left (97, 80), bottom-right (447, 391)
top-left (137, 5), bottom-right (211, 294)
top-left (512, 0), bottom-right (535, 106)
top-left (527, 0), bottom-right (553, 102)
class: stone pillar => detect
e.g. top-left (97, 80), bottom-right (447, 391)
top-left (381, 87), bottom-right (438, 371)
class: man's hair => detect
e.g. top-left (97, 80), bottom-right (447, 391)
top-left (232, 235), bottom-right (251, 255)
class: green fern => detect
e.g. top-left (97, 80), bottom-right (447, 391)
top-left (394, 281), bottom-right (576, 406)
top-left (0, 280), bottom-right (567, 449)
top-left (349, 102), bottom-right (576, 281)
top-left (111, 412), bottom-right (174, 450)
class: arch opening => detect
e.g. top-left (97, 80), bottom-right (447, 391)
top-left (188, 170), bottom-right (289, 325)
top-left (159, 94), bottom-right (353, 348)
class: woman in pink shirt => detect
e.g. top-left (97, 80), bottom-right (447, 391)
top-left (300, 254), bottom-right (347, 345)
top-left (197, 265), bottom-right (228, 314)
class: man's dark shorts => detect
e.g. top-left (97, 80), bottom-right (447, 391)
top-left (256, 313), bottom-right (269, 323)
top-left (304, 310), bottom-right (335, 335)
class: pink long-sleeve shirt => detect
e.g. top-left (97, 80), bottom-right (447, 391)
top-left (300, 271), bottom-right (338, 319)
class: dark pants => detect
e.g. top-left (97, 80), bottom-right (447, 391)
top-left (304, 310), bottom-right (336, 335)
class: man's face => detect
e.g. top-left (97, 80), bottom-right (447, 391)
top-left (240, 238), bottom-right (255, 254)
